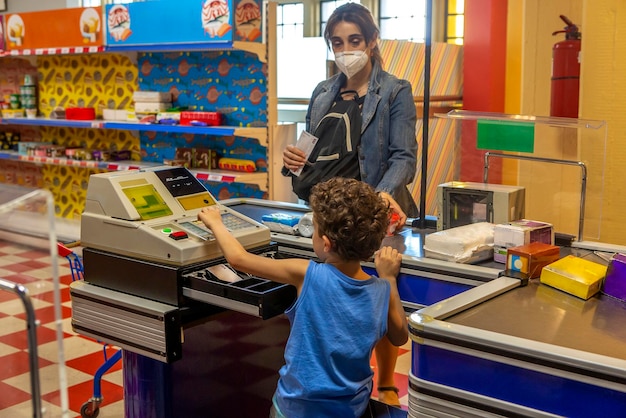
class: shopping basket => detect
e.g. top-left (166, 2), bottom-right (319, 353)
top-left (58, 243), bottom-right (123, 418)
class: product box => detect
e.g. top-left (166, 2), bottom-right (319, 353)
top-left (493, 219), bottom-right (554, 263)
top-left (156, 111), bottom-right (181, 123)
top-left (603, 253), bottom-right (626, 301)
top-left (1, 109), bottom-right (25, 118)
top-left (66, 107), bottom-right (96, 120)
top-left (18, 141), bottom-right (51, 155)
top-left (180, 111), bottom-right (223, 126)
top-left (133, 91), bottom-right (172, 103)
top-left (194, 148), bottom-right (218, 169)
top-left (102, 109), bottom-right (129, 121)
top-left (134, 102), bottom-right (172, 114)
top-left (540, 255), bottom-right (608, 300)
top-left (506, 241), bottom-right (560, 279)
top-left (174, 147), bottom-right (193, 168)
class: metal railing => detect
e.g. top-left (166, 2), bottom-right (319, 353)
top-left (0, 278), bottom-right (42, 418)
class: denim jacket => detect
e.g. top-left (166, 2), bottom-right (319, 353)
top-left (305, 61), bottom-right (419, 216)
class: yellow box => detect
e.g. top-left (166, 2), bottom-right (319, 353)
top-left (1, 109), bottom-right (25, 118)
top-left (540, 255), bottom-right (608, 300)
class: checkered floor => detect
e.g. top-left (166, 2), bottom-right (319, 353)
top-left (0, 239), bottom-right (411, 417)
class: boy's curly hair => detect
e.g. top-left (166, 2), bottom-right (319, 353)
top-left (309, 178), bottom-right (390, 261)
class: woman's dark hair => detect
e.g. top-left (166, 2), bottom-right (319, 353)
top-left (323, 3), bottom-right (383, 66)
top-left (309, 177), bottom-right (390, 261)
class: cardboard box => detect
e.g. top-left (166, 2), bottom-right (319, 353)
top-left (494, 219), bottom-right (553, 263)
top-left (540, 255), bottom-right (608, 300)
top-left (134, 102), bottom-right (172, 114)
top-left (603, 253), bottom-right (626, 301)
top-left (194, 148), bottom-right (218, 169)
top-left (133, 91), bottom-right (172, 103)
top-left (174, 147), bottom-right (193, 168)
top-left (506, 241), bottom-right (560, 279)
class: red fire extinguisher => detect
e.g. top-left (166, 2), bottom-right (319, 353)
top-left (550, 15), bottom-right (581, 118)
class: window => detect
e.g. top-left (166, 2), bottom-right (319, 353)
top-left (379, 0), bottom-right (426, 42)
top-left (277, 3), bottom-right (304, 39)
top-left (320, 0), bottom-right (359, 36)
top-left (445, 0), bottom-right (465, 45)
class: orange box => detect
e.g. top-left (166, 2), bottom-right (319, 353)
top-left (506, 241), bottom-right (560, 279)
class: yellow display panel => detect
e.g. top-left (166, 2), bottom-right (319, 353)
top-left (122, 184), bottom-right (172, 220)
top-left (177, 192), bottom-right (216, 211)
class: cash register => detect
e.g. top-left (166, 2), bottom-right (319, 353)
top-left (70, 166), bottom-right (296, 362)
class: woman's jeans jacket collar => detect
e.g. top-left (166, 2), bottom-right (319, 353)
top-left (305, 62), bottom-right (419, 217)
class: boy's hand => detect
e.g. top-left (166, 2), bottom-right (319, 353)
top-left (197, 206), bottom-right (223, 229)
top-left (375, 246), bottom-right (402, 280)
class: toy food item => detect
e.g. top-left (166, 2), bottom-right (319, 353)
top-left (218, 158), bottom-right (255, 172)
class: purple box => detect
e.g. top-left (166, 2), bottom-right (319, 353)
top-left (603, 253), bottom-right (626, 301)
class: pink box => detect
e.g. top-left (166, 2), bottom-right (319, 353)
top-left (494, 219), bottom-right (553, 263)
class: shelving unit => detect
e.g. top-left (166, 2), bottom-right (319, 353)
top-left (0, 1), bottom-right (293, 218)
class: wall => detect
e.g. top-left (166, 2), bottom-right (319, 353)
top-left (3, 0), bottom-right (67, 13)
top-left (461, 0), bottom-right (508, 183)
top-left (579, 0), bottom-right (626, 245)
top-left (504, 0), bottom-right (626, 244)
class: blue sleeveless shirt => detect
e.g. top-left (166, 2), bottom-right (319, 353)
top-left (274, 261), bottom-right (390, 417)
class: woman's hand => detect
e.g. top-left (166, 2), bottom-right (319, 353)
top-left (282, 145), bottom-right (307, 171)
top-left (378, 191), bottom-right (407, 227)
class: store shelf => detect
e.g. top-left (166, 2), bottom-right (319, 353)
top-left (0, 118), bottom-right (268, 144)
top-left (2, 42), bottom-right (267, 63)
top-left (0, 151), bottom-right (267, 189)
top-left (0, 117), bottom-right (105, 129)
top-left (2, 46), bottom-right (106, 57)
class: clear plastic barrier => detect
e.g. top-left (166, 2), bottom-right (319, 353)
top-left (435, 110), bottom-right (607, 241)
top-left (0, 184), bottom-right (68, 417)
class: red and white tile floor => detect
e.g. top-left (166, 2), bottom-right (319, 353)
top-left (0, 240), bottom-right (411, 417)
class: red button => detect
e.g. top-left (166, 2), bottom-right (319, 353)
top-left (169, 231), bottom-right (188, 240)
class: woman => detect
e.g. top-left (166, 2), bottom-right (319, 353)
top-left (282, 3), bottom-right (417, 407)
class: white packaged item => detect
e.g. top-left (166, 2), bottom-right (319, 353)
top-left (132, 91), bottom-right (172, 103)
top-left (156, 111), bottom-right (181, 122)
top-left (102, 109), bottom-right (129, 121)
top-left (424, 222), bottom-right (495, 264)
top-left (134, 102), bottom-right (172, 114)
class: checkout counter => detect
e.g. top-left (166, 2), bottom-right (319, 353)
top-left (70, 166), bottom-right (503, 417)
top-left (70, 166), bottom-right (624, 418)
top-left (408, 274), bottom-right (626, 417)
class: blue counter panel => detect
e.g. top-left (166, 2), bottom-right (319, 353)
top-left (412, 343), bottom-right (626, 417)
top-left (363, 267), bottom-right (472, 307)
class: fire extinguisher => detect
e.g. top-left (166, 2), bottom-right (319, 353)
top-left (550, 15), bottom-right (581, 118)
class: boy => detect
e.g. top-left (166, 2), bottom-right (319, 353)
top-left (197, 177), bottom-right (408, 418)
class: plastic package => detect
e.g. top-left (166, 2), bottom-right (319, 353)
top-left (424, 222), bottom-right (495, 264)
top-left (261, 213), bottom-right (302, 235)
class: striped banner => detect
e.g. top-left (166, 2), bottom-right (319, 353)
top-left (379, 40), bottom-right (463, 215)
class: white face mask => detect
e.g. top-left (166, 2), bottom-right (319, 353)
top-left (334, 50), bottom-right (369, 79)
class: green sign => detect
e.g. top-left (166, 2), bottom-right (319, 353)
top-left (477, 120), bottom-right (535, 153)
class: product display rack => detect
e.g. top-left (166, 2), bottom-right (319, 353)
top-left (0, 1), bottom-right (289, 217)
